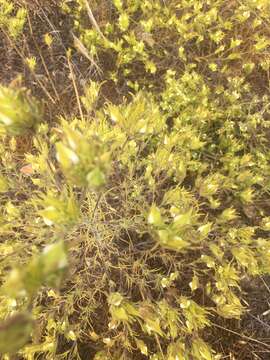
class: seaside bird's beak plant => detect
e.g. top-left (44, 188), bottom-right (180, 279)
top-left (0, 0), bottom-right (270, 359)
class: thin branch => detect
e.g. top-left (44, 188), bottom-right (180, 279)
top-left (67, 53), bottom-right (84, 120)
top-left (72, 33), bottom-right (102, 75)
top-left (213, 323), bottom-right (270, 350)
top-left (83, 0), bottom-right (106, 41)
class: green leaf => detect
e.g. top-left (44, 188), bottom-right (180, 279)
top-left (118, 13), bottom-right (129, 31)
top-left (158, 229), bottom-right (189, 251)
top-left (136, 339), bottom-right (148, 355)
top-left (191, 338), bottom-right (214, 360)
top-left (198, 223), bottom-right (212, 239)
top-left (87, 167), bottom-right (106, 188)
top-left (172, 209), bottom-right (193, 230)
top-left (148, 205), bottom-right (164, 227)
top-left (2, 241), bottom-right (68, 298)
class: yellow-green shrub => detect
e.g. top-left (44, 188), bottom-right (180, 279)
top-left (0, 1), bottom-right (270, 359)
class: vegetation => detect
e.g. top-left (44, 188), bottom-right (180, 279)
top-left (0, 0), bottom-right (270, 359)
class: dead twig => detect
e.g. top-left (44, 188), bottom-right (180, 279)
top-left (83, 0), bottom-right (106, 41)
top-left (72, 33), bottom-right (102, 75)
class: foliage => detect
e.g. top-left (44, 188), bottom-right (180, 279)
top-left (0, 0), bottom-right (270, 359)
top-left (0, 85), bottom-right (41, 136)
top-left (0, 0), bottom-right (26, 38)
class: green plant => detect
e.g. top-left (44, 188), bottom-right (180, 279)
top-left (0, 86), bottom-right (41, 136)
top-left (0, 0), bottom-right (270, 359)
top-left (0, 0), bottom-right (27, 38)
